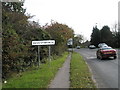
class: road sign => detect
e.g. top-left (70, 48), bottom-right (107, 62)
top-left (32, 40), bottom-right (55, 67)
top-left (32, 40), bottom-right (55, 46)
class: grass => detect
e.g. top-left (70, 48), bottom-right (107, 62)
top-left (2, 52), bottom-right (68, 88)
top-left (70, 52), bottom-right (96, 88)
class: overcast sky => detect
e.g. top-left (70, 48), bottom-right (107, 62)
top-left (23, 0), bottom-right (119, 41)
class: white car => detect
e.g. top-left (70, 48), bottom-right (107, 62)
top-left (98, 43), bottom-right (108, 48)
top-left (89, 45), bottom-right (96, 49)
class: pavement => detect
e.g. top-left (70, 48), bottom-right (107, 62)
top-left (49, 53), bottom-right (71, 88)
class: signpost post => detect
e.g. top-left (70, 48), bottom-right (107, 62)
top-left (32, 40), bottom-right (55, 67)
top-left (49, 46), bottom-right (51, 62)
top-left (38, 46), bottom-right (40, 66)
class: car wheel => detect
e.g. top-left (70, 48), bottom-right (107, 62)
top-left (97, 55), bottom-right (99, 59)
top-left (114, 56), bottom-right (117, 59)
top-left (96, 52), bottom-right (99, 59)
top-left (100, 56), bottom-right (103, 60)
top-left (99, 54), bottom-right (103, 60)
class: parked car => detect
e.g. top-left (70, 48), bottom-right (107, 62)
top-left (67, 48), bottom-right (73, 52)
top-left (96, 47), bottom-right (117, 59)
top-left (89, 45), bottom-right (96, 49)
top-left (76, 46), bottom-right (80, 49)
top-left (98, 43), bottom-right (108, 48)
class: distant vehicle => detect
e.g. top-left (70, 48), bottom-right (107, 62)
top-left (96, 47), bottom-right (117, 60)
top-left (67, 48), bottom-right (73, 52)
top-left (101, 45), bottom-right (108, 48)
top-left (76, 46), bottom-right (80, 49)
top-left (89, 45), bottom-right (96, 49)
top-left (98, 43), bottom-right (108, 48)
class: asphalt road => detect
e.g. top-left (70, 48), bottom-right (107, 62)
top-left (75, 48), bottom-right (119, 88)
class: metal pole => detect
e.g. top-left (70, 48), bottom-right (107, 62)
top-left (72, 37), bottom-right (74, 52)
top-left (38, 46), bottom-right (40, 66)
top-left (49, 46), bottom-right (51, 62)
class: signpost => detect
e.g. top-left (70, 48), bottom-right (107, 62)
top-left (32, 40), bottom-right (55, 67)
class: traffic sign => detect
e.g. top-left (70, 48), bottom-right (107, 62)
top-left (32, 40), bottom-right (55, 67)
top-left (32, 40), bottom-right (55, 46)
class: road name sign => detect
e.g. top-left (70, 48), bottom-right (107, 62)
top-left (32, 40), bottom-right (55, 46)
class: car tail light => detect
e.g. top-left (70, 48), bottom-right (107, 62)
top-left (101, 50), bottom-right (105, 53)
top-left (101, 50), bottom-right (116, 54)
top-left (104, 52), bottom-right (113, 54)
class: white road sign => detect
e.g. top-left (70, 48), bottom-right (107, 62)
top-left (32, 40), bottom-right (55, 45)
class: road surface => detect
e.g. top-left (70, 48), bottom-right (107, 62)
top-left (75, 48), bottom-right (119, 88)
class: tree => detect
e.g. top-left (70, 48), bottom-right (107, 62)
top-left (45, 22), bottom-right (74, 55)
top-left (2, 26), bottom-right (27, 78)
top-left (73, 34), bottom-right (83, 47)
top-left (2, 2), bottom-right (51, 79)
top-left (100, 26), bottom-right (113, 46)
top-left (111, 23), bottom-right (120, 48)
top-left (90, 26), bottom-right (100, 47)
top-left (90, 24), bottom-right (119, 48)
top-left (2, 2), bottom-right (25, 13)
top-left (112, 31), bottom-right (120, 48)
top-left (2, 2), bottom-right (28, 78)
top-left (2, 2), bottom-right (74, 79)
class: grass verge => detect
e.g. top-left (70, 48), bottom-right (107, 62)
top-left (70, 52), bottom-right (96, 88)
top-left (3, 52), bottom-right (68, 88)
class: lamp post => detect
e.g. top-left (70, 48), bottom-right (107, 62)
top-left (72, 34), bottom-right (75, 52)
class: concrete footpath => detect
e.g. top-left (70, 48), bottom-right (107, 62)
top-left (49, 53), bottom-right (71, 88)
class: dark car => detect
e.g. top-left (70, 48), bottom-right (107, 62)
top-left (76, 46), bottom-right (80, 49)
top-left (96, 47), bottom-right (117, 59)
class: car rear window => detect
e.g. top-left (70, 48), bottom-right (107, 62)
top-left (101, 47), bottom-right (112, 50)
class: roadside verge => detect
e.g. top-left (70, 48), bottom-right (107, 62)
top-left (2, 52), bottom-right (68, 88)
top-left (70, 52), bottom-right (96, 88)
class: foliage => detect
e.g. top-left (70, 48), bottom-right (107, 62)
top-left (2, 2), bottom-right (25, 13)
top-left (90, 25), bottom-right (119, 48)
top-left (112, 32), bottom-right (120, 48)
top-left (2, 2), bottom-right (74, 79)
top-left (90, 26), bottom-right (100, 47)
top-left (73, 34), bottom-right (83, 47)
top-left (45, 22), bottom-right (74, 55)
top-left (2, 2), bottom-right (50, 79)
top-left (3, 26), bottom-right (23, 78)
top-left (2, 2), bottom-right (29, 79)
top-left (100, 26), bottom-right (113, 46)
